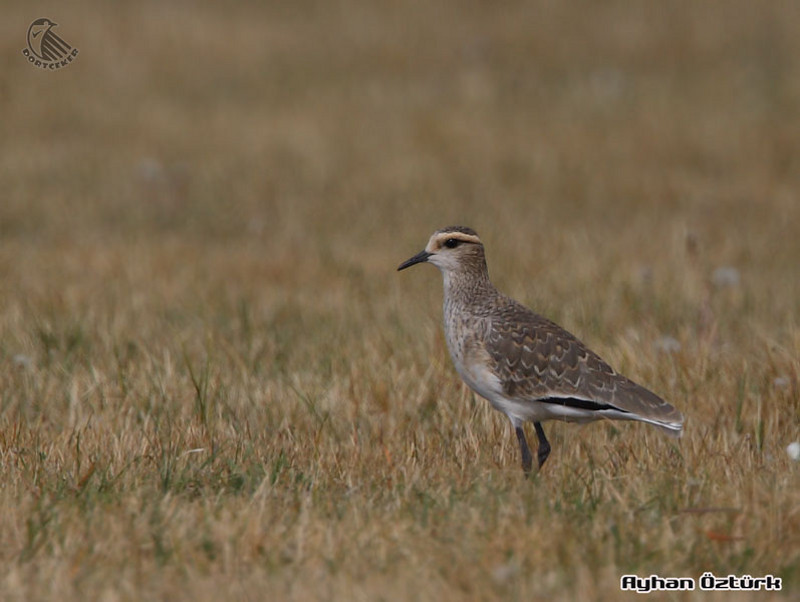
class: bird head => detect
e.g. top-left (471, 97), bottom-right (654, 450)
top-left (398, 226), bottom-right (485, 274)
top-left (27, 18), bottom-right (57, 57)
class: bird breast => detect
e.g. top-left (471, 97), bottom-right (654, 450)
top-left (443, 303), bottom-right (501, 398)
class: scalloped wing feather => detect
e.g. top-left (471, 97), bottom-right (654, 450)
top-left (485, 298), bottom-right (684, 434)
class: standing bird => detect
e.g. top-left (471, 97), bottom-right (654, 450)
top-left (398, 226), bottom-right (683, 475)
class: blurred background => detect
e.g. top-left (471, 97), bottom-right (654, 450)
top-left (3, 2), bottom-right (799, 254)
top-left (3, 0), bottom-right (800, 363)
top-left (1, 2), bottom-right (799, 598)
top-left (2, 0), bottom-right (799, 332)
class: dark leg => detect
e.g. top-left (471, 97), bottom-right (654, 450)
top-left (534, 422), bottom-right (551, 468)
top-left (515, 426), bottom-right (533, 476)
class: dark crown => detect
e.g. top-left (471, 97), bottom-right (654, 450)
top-left (436, 225), bottom-right (479, 237)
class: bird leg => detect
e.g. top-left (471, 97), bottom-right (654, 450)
top-left (515, 425), bottom-right (533, 476)
top-left (534, 422), bottom-right (551, 468)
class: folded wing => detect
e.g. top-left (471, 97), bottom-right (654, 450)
top-left (486, 299), bottom-right (684, 435)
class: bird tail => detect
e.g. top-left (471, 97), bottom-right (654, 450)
top-left (612, 378), bottom-right (684, 438)
top-left (644, 416), bottom-right (684, 438)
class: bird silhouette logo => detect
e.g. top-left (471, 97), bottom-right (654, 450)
top-left (22, 18), bottom-right (79, 70)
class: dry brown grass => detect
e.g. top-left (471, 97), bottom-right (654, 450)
top-left (1, 1), bottom-right (799, 600)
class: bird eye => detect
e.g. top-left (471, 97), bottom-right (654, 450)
top-left (444, 238), bottom-right (460, 249)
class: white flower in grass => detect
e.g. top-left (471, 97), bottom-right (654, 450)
top-left (773, 376), bottom-right (790, 390)
top-left (712, 266), bottom-right (740, 288)
top-left (655, 336), bottom-right (681, 354)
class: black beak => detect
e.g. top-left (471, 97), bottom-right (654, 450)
top-left (397, 250), bottom-right (431, 271)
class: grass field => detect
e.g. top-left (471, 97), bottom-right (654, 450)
top-left (1, 1), bottom-right (799, 600)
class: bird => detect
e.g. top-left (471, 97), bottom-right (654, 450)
top-left (26, 18), bottom-right (72, 62)
top-left (398, 226), bottom-right (683, 475)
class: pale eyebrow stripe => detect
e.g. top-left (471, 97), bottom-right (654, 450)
top-left (437, 233), bottom-right (482, 245)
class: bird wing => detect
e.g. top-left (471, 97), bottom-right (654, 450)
top-left (485, 298), bottom-right (683, 429)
